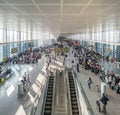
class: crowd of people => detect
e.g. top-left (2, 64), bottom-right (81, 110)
top-left (11, 48), bottom-right (42, 64)
top-left (75, 46), bottom-right (120, 95)
top-left (68, 45), bottom-right (120, 114)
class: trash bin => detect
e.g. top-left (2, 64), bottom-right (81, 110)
top-left (18, 82), bottom-right (24, 97)
top-left (101, 81), bottom-right (106, 96)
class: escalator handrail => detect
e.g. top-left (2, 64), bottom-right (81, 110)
top-left (73, 70), bottom-right (95, 115)
top-left (66, 70), bottom-right (73, 115)
top-left (51, 70), bottom-right (56, 115)
top-left (41, 76), bottom-right (50, 115)
top-left (72, 71), bottom-right (82, 115)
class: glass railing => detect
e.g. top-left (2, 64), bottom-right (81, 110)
top-left (73, 70), bottom-right (95, 115)
top-left (30, 77), bottom-right (48, 115)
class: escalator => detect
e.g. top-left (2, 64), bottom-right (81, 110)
top-left (53, 70), bottom-right (68, 115)
top-left (43, 76), bottom-right (54, 115)
top-left (68, 71), bottom-right (79, 115)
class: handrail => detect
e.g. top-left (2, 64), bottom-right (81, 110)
top-left (73, 70), bottom-right (95, 115)
top-left (51, 70), bottom-right (56, 115)
top-left (66, 70), bottom-right (72, 115)
top-left (40, 76), bottom-right (49, 115)
top-left (32, 83), bottom-right (46, 115)
top-left (72, 71), bottom-right (82, 115)
top-left (30, 77), bottom-right (48, 115)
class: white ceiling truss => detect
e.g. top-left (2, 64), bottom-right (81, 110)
top-left (0, 0), bottom-right (119, 34)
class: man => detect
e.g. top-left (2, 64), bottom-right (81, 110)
top-left (100, 93), bottom-right (109, 114)
top-left (87, 77), bottom-right (92, 89)
top-left (23, 72), bottom-right (27, 83)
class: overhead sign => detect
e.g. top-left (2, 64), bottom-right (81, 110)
top-left (104, 47), bottom-right (111, 57)
top-left (105, 48), bottom-right (111, 53)
top-left (11, 48), bottom-right (18, 54)
top-left (2, 57), bottom-right (6, 63)
top-left (54, 47), bottom-right (68, 52)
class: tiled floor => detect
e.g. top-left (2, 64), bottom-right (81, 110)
top-left (0, 56), bottom-right (46, 115)
top-left (66, 49), bottom-right (120, 115)
top-left (0, 50), bottom-right (120, 115)
top-left (76, 67), bottom-right (120, 115)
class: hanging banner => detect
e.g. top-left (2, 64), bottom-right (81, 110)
top-left (104, 47), bottom-right (111, 57)
top-left (54, 47), bottom-right (68, 52)
top-left (11, 48), bottom-right (18, 54)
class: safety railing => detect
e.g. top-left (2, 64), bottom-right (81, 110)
top-left (73, 70), bottom-right (95, 115)
top-left (30, 76), bottom-right (49, 115)
top-left (66, 70), bottom-right (73, 115)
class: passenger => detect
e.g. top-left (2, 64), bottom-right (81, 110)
top-left (27, 74), bottom-right (31, 84)
top-left (77, 67), bottom-right (79, 72)
top-left (87, 77), bottom-right (93, 89)
top-left (100, 93), bottom-right (109, 114)
top-left (117, 81), bottom-right (120, 93)
top-left (77, 63), bottom-right (79, 68)
top-left (96, 85), bottom-right (100, 93)
top-left (23, 72), bottom-right (27, 82)
top-left (96, 99), bottom-right (101, 112)
top-left (111, 77), bottom-right (115, 90)
top-left (108, 75), bottom-right (112, 87)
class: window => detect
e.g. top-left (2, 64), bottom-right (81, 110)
top-left (109, 31), bottom-right (113, 42)
top-left (115, 30), bottom-right (120, 42)
top-left (14, 31), bottom-right (19, 41)
top-left (0, 45), bottom-right (3, 61)
top-left (28, 32), bottom-right (31, 40)
top-left (7, 30), bottom-right (14, 42)
top-left (106, 31), bottom-right (109, 42)
top-left (0, 29), bottom-right (3, 43)
top-left (24, 32), bottom-right (27, 40)
top-left (21, 32), bottom-right (24, 41)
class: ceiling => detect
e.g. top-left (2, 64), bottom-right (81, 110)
top-left (0, 0), bottom-right (120, 35)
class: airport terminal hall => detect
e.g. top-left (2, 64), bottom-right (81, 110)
top-left (1, 0), bottom-right (120, 115)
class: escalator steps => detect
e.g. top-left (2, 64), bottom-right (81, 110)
top-left (47, 88), bottom-right (53, 91)
top-left (45, 106), bottom-right (52, 109)
top-left (71, 95), bottom-right (76, 98)
top-left (48, 82), bottom-right (53, 85)
top-left (68, 73), bottom-right (79, 115)
top-left (70, 91), bottom-right (76, 94)
top-left (72, 105), bottom-right (78, 109)
top-left (47, 95), bottom-right (52, 98)
top-left (70, 85), bottom-right (75, 88)
top-left (47, 91), bottom-right (52, 95)
top-left (46, 98), bottom-right (52, 101)
top-left (72, 102), bottom-right (78, 106)
top-left (72, 109), bottom-right (79, 114)
top-left (44, 78), bottom-right (54, 115)
top-left (69, 79), bottom-right (74, 81)
top-left (48, 88), bottom-right (53, 90)
top-left (45, 103), bottom-right (52, 106)
top-left (70, 88), bottom-right (75, 91)
top-left (44, 110), bottom-right (51, 115)
top-left (71, 97), bottom-right (77, 101)
top-left (48, 85), bottom-right (53, 88)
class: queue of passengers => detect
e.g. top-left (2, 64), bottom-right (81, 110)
top-left (76, 46), bottom-right (120, 94)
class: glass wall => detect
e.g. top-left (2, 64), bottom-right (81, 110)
top-left (67, 28), bottom-right (120, 62)
top-left (0, 45), bottom-right (3, 61)
top-left (0, 28), bottom-right (52, 63)
top-left (0, 29), bottom-right (3, 43)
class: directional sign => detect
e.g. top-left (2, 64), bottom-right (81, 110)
top-left (54, 47), bottom-right (68, 52)
top-left (11, 48), bottom-right (18, 54)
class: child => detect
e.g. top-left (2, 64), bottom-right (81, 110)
top-left (96, 100), bottom-right (101, 112)
top-left (96, 85), bottom-right (100, 93)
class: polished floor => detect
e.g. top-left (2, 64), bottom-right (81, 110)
top-left (66, 48), bottom-right (120, 115)
top-left (0, 55), bottom-right (46, 115)
top-left (0, 50), bottom-right (120, 115)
